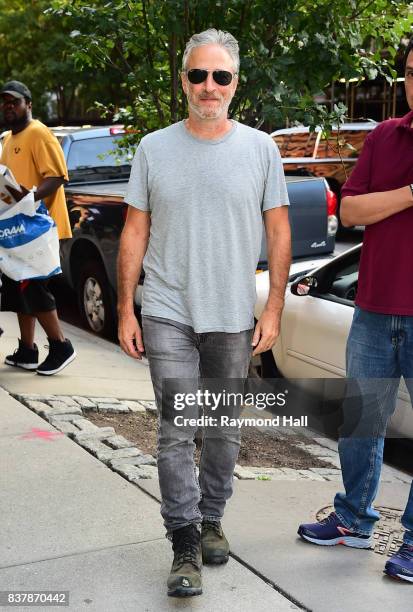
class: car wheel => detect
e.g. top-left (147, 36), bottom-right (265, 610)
top-left (260, 350), bottom-right (282, 378)
top-left (77, 260), bottom-right (117, 339)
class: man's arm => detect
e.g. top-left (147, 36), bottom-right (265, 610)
top-left (252, 205), bottom-right (291, 356)
top-left (34, 176), bottom-right (65, 201)
top-left (6, 176), bottom-right (65, 202)
top-left (117, 206), bottom-right (150, 359)
top-left (341, 185), bottom-right (413, 227)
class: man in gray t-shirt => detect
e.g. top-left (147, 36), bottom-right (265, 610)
top-left (118, 28), bottom-right (291, 598)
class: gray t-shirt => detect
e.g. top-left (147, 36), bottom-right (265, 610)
top-left (124, 120), bottom-right (289, 333)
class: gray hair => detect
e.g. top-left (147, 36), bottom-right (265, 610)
top-left (182, 28), bottom-right (240, 72)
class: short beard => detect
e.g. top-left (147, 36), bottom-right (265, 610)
top-left (187, 96), bottom-right (230, 120)
top-left (4, 111), bottom-right (31, 131)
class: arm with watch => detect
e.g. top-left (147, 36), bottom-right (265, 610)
top-left (340, 184), bottom-right (413, 227)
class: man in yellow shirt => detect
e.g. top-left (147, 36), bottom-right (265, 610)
top-left (0, 80), bottom-right (76, 375)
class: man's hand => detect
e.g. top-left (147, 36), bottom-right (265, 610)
top-left (6, 177), bottom-right (65, 204)
top-left (251, 307), bottom-right (281, 356)
top-left (118, 312), bottom-right (145, 359)
top-left (6, 184), bottom-right (29, 202)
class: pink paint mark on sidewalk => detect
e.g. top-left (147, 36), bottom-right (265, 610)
top-left (20, 428), bottom-right (64, 442)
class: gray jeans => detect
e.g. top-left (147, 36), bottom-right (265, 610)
top-left (142, 315), bottom-right (253, 534)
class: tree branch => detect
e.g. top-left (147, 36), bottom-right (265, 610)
top-left (350, 0), bottom-right (377, 21)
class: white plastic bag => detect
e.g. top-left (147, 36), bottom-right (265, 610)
top-left (0, 191), bottom-right (61, 281)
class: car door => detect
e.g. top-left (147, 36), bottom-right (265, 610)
top-left (275, 247), bottom-right (413, 438)
top-left (275, 250), bottom-right (358, 379)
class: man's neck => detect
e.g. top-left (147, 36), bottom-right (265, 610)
top-left (185, 115), bottom-right (233, 140)
top-left (11, 116), bottom-right (32, 135)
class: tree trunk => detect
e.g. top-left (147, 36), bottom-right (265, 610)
top-left (169, 33), bottom-right (178, 122)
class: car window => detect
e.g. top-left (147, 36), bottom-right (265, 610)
top-left (314, 252), bottom-right (360, 304)
top-left (67, 135), bottom-right (132, 183)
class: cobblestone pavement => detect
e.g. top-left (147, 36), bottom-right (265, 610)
top-left (13, 393), bottom-right (412, 487)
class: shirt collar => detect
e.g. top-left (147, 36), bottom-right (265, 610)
top-left (397, 109), bottom-right (413, 130)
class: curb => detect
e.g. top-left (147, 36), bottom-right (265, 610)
top-left (10, 392), bottom-right (350, 484)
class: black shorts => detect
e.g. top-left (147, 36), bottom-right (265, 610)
top-left (0, 274), bottom-right (56, 314)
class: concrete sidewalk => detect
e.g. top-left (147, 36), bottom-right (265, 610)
top-left (0, 312), bottom-right (411, 611)
top-left (0, 312), bottom-right (154, 400)
top-left (0, 388), bottom-right (293, 612)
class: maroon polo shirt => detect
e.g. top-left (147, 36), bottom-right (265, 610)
top-left (342, 110), bottom-right (413, 315)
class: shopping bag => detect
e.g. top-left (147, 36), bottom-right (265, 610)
top-left (0, 190), bottom-right (61, 281)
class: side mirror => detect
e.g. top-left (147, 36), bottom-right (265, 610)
top-left (290, 275), bottom-right (318, 296)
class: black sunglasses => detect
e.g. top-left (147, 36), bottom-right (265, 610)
top-left (186, 69), bottom-right (236, 86)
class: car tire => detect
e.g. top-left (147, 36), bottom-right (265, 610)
top-left (260, 350), bottom-right (282, 378)
top-left (77, 260), bottom-right (117, 339)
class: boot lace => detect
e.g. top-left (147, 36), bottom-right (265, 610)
top-left (172, 527), bottom-right (200, 570)
top-left (202, 520), bottom-right (222, 536)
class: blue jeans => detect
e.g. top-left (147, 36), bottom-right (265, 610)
top-left (142, 315), bottom-right (253, 534)
top-left (334, 307), bottom-right (413, 545)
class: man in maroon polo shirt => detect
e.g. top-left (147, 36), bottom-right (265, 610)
top-left (298, 41), bottom-right (413, 582)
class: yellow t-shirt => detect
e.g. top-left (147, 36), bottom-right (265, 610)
top-left (0, 120), bottom-right (72, 239)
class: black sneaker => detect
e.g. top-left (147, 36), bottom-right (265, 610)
top-left (167, 524), bottom-right (202, 597)
top-left (201, 520), bottom-right (230, 564)
top-left (37, 338), bottom-right (76, 376)
top-left (5, 339), bottom-right (39, 370)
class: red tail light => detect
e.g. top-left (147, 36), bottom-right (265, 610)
top-left (110, 126), bottom-right (125, 135)
top-left (109, 125), bottom-right (139, 135)
top-left (326, 188), bottom-right (337, 216)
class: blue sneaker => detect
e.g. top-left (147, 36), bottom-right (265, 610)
top-left (298, 512), bottom-right (373, 548)
top-left (384, 543), bottom-right (413, 582)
